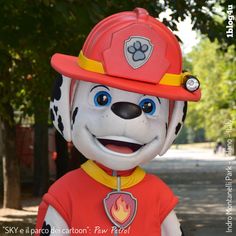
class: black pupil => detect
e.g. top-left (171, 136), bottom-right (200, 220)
top-left (97, 94), bottom-right (108, 105)
top-left (142, 102), bottom-right (153, 113)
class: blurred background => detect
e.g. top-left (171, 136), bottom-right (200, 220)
top-left (0, 0), bottom-right (235, 235)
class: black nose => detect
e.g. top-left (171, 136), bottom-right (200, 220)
top-left (111, 102), bottom-right (142, 120)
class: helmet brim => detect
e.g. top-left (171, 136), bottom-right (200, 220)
top-left (51, 53), bottom-right (201, 101)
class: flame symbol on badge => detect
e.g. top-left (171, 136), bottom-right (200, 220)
top-left (111, 196), bottom-right (131, 223)
top-left (103, 191), bottom-right (137, 229)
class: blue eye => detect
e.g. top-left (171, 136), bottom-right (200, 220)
top-left (139, 98), bottom-right (156, 115)
top-left (94, 91), bottom-right (112, 107)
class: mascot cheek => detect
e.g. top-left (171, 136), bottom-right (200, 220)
top-left (160, 101), bottom-right (188, 155)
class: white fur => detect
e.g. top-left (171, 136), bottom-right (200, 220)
top-left (43, 206), bottom-right (69, 235)
top-left (71, 81), bottom-right (169, 170)
top-left (161, 210), bottom-right (182, 236)
top-left (160, 101), bottom-right (185, 155)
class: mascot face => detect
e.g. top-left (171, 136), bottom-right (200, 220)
top-left (50, 8), bottom-right (200, 171)
top-left (71, 81), bottom-right (169, 170)
top-left (50, 75), bottom-right (189, 171)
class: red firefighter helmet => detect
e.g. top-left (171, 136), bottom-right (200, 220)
top-left (51, 8), bottom-right (201, 101)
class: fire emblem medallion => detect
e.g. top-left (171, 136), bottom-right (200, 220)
top-left (103, 191), bottom-right (137, 229)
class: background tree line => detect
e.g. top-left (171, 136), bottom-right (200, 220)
top-left (176, 39), bottom-right (235, 144)
top-left (0, 0), bottom-right (235, 209)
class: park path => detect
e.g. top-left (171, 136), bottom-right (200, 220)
top-left (0, 147), bottom-right (235, 236)
top-left (142, 148), bottom-right (236, 236)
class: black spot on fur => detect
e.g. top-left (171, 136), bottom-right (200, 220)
top-left (175, 122), bottom-right (182, 135)
top-left (51, 74), bottom-right (63, 101)
top-left (180, 226), bottom-right (185, 236)
top-left (40, 221), bottom-right (51, 236)
top-left (53, 105), bottom-right (58, 115)
top-left (58, 115), bottom-right (64, 134)
top-left (50, 109), bottom-right (55, 121)
top-left (72, 107), bottom-right (78, 124)
top-left (165, 122), bottom-right (168, 136)
top-left (182, 102), bottom-right (188, 122)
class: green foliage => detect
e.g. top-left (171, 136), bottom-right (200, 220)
top-left (0, 0), bottom-right (234, 124)
top-left (0, 0), bottom-right (106, 122)
top-left (185, 39), bottom-right (236, 140)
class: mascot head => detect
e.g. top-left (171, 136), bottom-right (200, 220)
top-left (50, 8), bottom-right (201, 170)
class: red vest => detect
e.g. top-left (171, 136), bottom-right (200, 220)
top-left (35, 167), bottom-right (178, 236)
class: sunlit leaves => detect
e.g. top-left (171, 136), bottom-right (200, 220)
top-left (186, 39), bottom-right (236, 140)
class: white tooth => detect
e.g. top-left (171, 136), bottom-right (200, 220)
top-left (96, 136), bottom-right (143, 145)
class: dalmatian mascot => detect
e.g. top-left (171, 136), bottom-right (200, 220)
top-left (35, 8), bottom-right (200, 236)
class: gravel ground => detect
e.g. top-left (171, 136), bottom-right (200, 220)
top-left (0, 197), bottom-right (40, 236)
top-left (0, 148), bottom-right (235, 236)
top-left (143, 149), bottom-right (236, 236)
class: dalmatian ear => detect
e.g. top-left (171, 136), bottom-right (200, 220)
top-left (159, 101), bottom-right (187, 156)
top-left (50, 74), bottom-right (72, 142)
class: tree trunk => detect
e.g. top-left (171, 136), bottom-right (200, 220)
top-left (33, 110), bottom-right (49, 196)
top-left (0, 111), bottom-right (21, 209)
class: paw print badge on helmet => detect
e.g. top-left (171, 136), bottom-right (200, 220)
top-left (125, 37), bottom-right (153, 68)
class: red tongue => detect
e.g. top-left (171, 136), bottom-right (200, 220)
top-left (105, 144), bottom-right (133, 154)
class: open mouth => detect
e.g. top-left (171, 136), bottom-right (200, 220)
top-left (86, 126), bottom-right (146, 156)
top-left (97, 138), bottom-right (143, 154)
